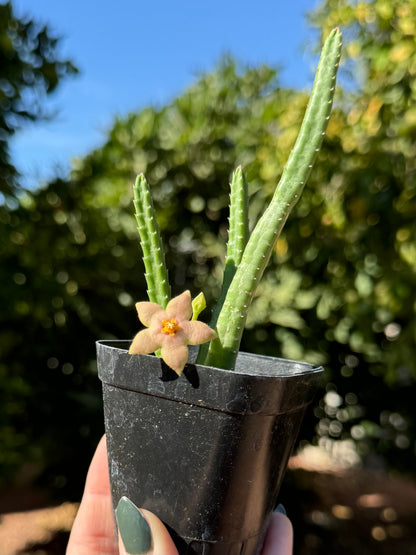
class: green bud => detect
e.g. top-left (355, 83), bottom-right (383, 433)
top-left (192, 292), bottom-right (207, 321)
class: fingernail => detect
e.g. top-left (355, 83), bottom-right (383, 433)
top-left (274, 503), bottom-right (287, 515)
top-left (116, 496), bottom-right (152, 554)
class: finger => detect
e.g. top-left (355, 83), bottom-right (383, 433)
top-left (140, 509), bottom-right (179, 555)
top-left (261, 512), bottom-right (293, 555)
top-left (116, 497), bottom-right (179, 555)
top-left (66, 435), bottom-right (118, 555)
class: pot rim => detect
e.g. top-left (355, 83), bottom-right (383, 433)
top-left (97, 339), bottom-right (324, 378)
top-left (97, 340), bottom-right (324, 415)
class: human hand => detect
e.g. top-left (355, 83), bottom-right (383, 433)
top-left (66, 436), bottom-right (293, 555)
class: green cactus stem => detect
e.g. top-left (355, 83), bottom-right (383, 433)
top-left (196, 166), bottom-right (249, 363)
top-left (133, 173), bottom-right (171, 308)
top-left (202, 28), bottom-right (342, 370)
top-left (225, 166), bottom-right (250, 270)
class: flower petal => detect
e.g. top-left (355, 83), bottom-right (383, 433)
top-left (136, 301), bottom-right (165, 327)
top-left (181, 321), bottom-right (217, 345)
top-left (129, 329), bottom-right (162, 354)
top-left (166, 291), bottom-right (192, 321)
top-left (161, 344), bottom-right (189, 375)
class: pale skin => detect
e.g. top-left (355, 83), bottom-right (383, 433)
top-left (67, 436), bottom-right (293, 555)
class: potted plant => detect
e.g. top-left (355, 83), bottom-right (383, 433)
top-left (97, 28), bottom-right (342, 555)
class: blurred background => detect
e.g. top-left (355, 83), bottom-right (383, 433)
top-left (0, 0), bottom-right (415, 553)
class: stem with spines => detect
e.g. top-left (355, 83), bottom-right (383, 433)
top-left (196, 166), bottom-right (249, 363)
top-left (202, 28), bottom-right (342, 370)
top-left (133, 174), bottom-right (171, 308)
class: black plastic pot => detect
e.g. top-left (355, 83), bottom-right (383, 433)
top-left (97, 340), bottom-right (323, 555)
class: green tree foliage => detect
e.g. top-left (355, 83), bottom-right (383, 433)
top-left (0, 0), bottom-right (415, 495)
top-left (0, 1), bottom-right (77, 198)
top-left (1, 60), bottom-right (293, 495)
top-left (303, 0), bottom-right (416, 470)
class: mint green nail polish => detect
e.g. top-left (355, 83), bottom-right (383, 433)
top-left (116, 496), bottom-right (152, 554)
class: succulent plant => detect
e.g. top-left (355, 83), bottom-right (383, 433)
top-left (130, 28), bottom-right (342, 374)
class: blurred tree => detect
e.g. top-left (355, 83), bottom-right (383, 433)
top-left (0, 0), bottom-right (415, 497)
top-left (299, 0), bottom-right (416, 471)
top-left (0, 1), bottom-right (77, 198)
top-left (0, 60), bottom-right (295, 496)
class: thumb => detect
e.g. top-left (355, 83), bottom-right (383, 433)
top-left (116, 497), bottom-right (178, 555)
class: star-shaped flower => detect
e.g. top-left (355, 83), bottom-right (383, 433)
top-left (129, 290), bottom-right (217, 375)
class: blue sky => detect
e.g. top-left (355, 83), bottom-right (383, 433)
top-left (10, 0), bottom-right (321, 190)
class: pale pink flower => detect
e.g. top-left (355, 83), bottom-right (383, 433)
top-left (129, 290), bottom-right (217, 375)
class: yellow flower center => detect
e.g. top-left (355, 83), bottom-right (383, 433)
top-left (161, 318), bottom-right (181, 336)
